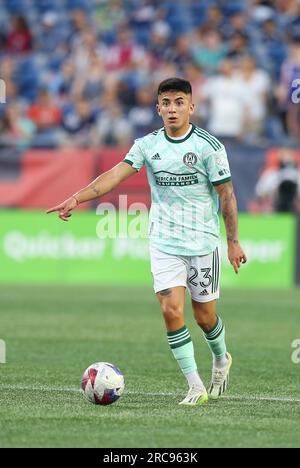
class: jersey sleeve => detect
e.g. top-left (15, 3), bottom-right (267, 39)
top-left (205, 146), bottom-right (232, 186)
top-left (123, 140), bottom-right (145, 172)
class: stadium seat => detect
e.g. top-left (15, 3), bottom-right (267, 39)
top-left (33, 0), bottom-right (63, 14)
top-left (3, 0), bottom-right (27, 14)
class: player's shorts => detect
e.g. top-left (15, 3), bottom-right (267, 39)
top-left (150, 246), bottom-right (221, 303)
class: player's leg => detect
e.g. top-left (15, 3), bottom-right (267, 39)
top-left (150, 246), bottom-right (208, 406)
top-left (192, 299), bottom-right (227, 363)
top-left (156, 286), bottom-right (185, 332)
top-left (156, 287), bottom-right (208, 406)
top-left (191, 299), bottom-right (231, 399)
top-left (188, 248), bottom-right (231, 400)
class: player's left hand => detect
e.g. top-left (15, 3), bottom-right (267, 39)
top-left (228, 241), bottom-right (247, 274)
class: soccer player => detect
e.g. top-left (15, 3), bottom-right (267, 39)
top-left (47, 78), bottom-right (247, 406)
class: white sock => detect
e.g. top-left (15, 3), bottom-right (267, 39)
top-left (185, 370), bottom-right (205, 389)
top-left (213, 354), bottom-right (228, 369)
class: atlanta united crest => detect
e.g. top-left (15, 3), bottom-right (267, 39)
top-left (183, 153), bottom-right (198, 167)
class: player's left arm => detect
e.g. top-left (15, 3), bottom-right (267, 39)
top-left (215, 181), bottom-right (247, 274)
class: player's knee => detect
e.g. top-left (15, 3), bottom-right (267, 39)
top-left (195, 312), bottom-right (216, 332)
top-left (161, 303), bottom-right (183, 323)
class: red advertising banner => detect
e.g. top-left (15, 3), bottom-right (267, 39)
top-left (0, 149), bottom-right (97, 209)
top-left (0, 148), bottom-right (150, 209)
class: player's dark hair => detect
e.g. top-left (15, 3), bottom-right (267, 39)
top-left (157, 78), bottom-right (192, 96)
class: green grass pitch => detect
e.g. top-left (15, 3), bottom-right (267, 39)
top-left (0, 286), bottom-right (299, 448)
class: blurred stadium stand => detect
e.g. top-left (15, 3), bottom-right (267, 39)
top-left (0, 0), bottom-right (300, 214)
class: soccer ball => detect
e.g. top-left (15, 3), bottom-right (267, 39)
top-left (80, 362), bottom-right (125, 405)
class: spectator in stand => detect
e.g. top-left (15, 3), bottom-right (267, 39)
top-left (73, 53), bottom-right (106, 103)
top-left (0, 56), bottom-right (17, 91)
top-left (71, 30), bottom-right (106, 77)
top-left (37, 11), bottom-right (69, 55)
top-left (227, 32), bottom-right (250, 61)
top-left (277, 39), bottom-right (300, 139)
top-left (151, 59), bottom-right (178, 89)
top-left (0, 31), bottom-right (6, 52)
top-left (148, 21), bottom-right (171, 67)
top-left (128, 85), bottom-right (159, 139)
top-left (254, 148), bottom-right (300, 214)
top-left (250, 0), bottom-right (276, 24)
top-left (0, 86), bottom-right (18, 120)
top-left (0, 102), bottom-right (36, 149)
top-left (114, 77), bottom-right (136, 112)
top-left (93, 0), bottom-right (127, 40)
top-left (164, 34), bottom-right (193, 73)
top-left (238, 55), bottom-right (271, 141)
top-left (184, 62), bottom-right (207, 126)
top-left (275, 0), bottom-right (297, 17)
top-left (0, 57), bottom-right (18, 114)
top-left (252, 17), bottom-right (287, 78)
top-left (288, 1), bottom-right (300, 39)
top-left (61, 96), bottom-right (97, 148)
top-left (69, 8), bottom-right (93, 45)
top-left (6, 16), bottom-right (33, 54)
top-left (27, 88), bottom-right (62, 130)
top-left (192, 28), bottom-right (227, 74)
top-left (221, 10), bottom-right (253, 40)
top-left (130, 0), bottom-right (156, 45)
top-left (95, 93), bottom-right (133, 146)
top-left (105, 25), bottom-right (146, 73)
top-left (48, 60), bottom-right (76, 103)
top-left (204, 5), bottom-right (224, 31)
top-left (27, 89), bottom-right (62, 148)
top-left (204, 59), bottom-right (250, 141)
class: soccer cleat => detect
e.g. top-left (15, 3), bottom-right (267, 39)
top-left (179, 385), bottom-right (209, 406)
top-left (208, 352), bottom-right (232, 400)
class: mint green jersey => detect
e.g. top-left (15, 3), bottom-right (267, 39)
top-left (124, 124), bottom-right (231, 256)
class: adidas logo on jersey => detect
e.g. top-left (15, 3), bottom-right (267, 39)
top-left (199, 289), bottom-right (209, 296)
top-left (151, 153), bottom-right (161, 160)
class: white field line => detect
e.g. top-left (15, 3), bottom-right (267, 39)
top-left (0, 384), bottom-right (299, 404)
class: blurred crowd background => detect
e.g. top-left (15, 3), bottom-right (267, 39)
top-left (0, 0), bottom-right (300, 214)
top-left (0, 0), bottom-right (300, 149)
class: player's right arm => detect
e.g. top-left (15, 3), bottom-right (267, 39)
top-left (46, 162), bottom-right (136, 221)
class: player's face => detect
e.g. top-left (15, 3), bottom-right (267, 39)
top-left (157, 91), bottom-right (194, 135)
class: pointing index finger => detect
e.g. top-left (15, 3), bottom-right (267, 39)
top-left (232, 261), bottom-right (239, 274)
top-left (46, 205), bottom-right (62, 214)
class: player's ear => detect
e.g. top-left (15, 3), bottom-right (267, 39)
top-left (189, 102), bottom-right (195, 116)
top-left (156, 103), bottom-right (161, 116)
